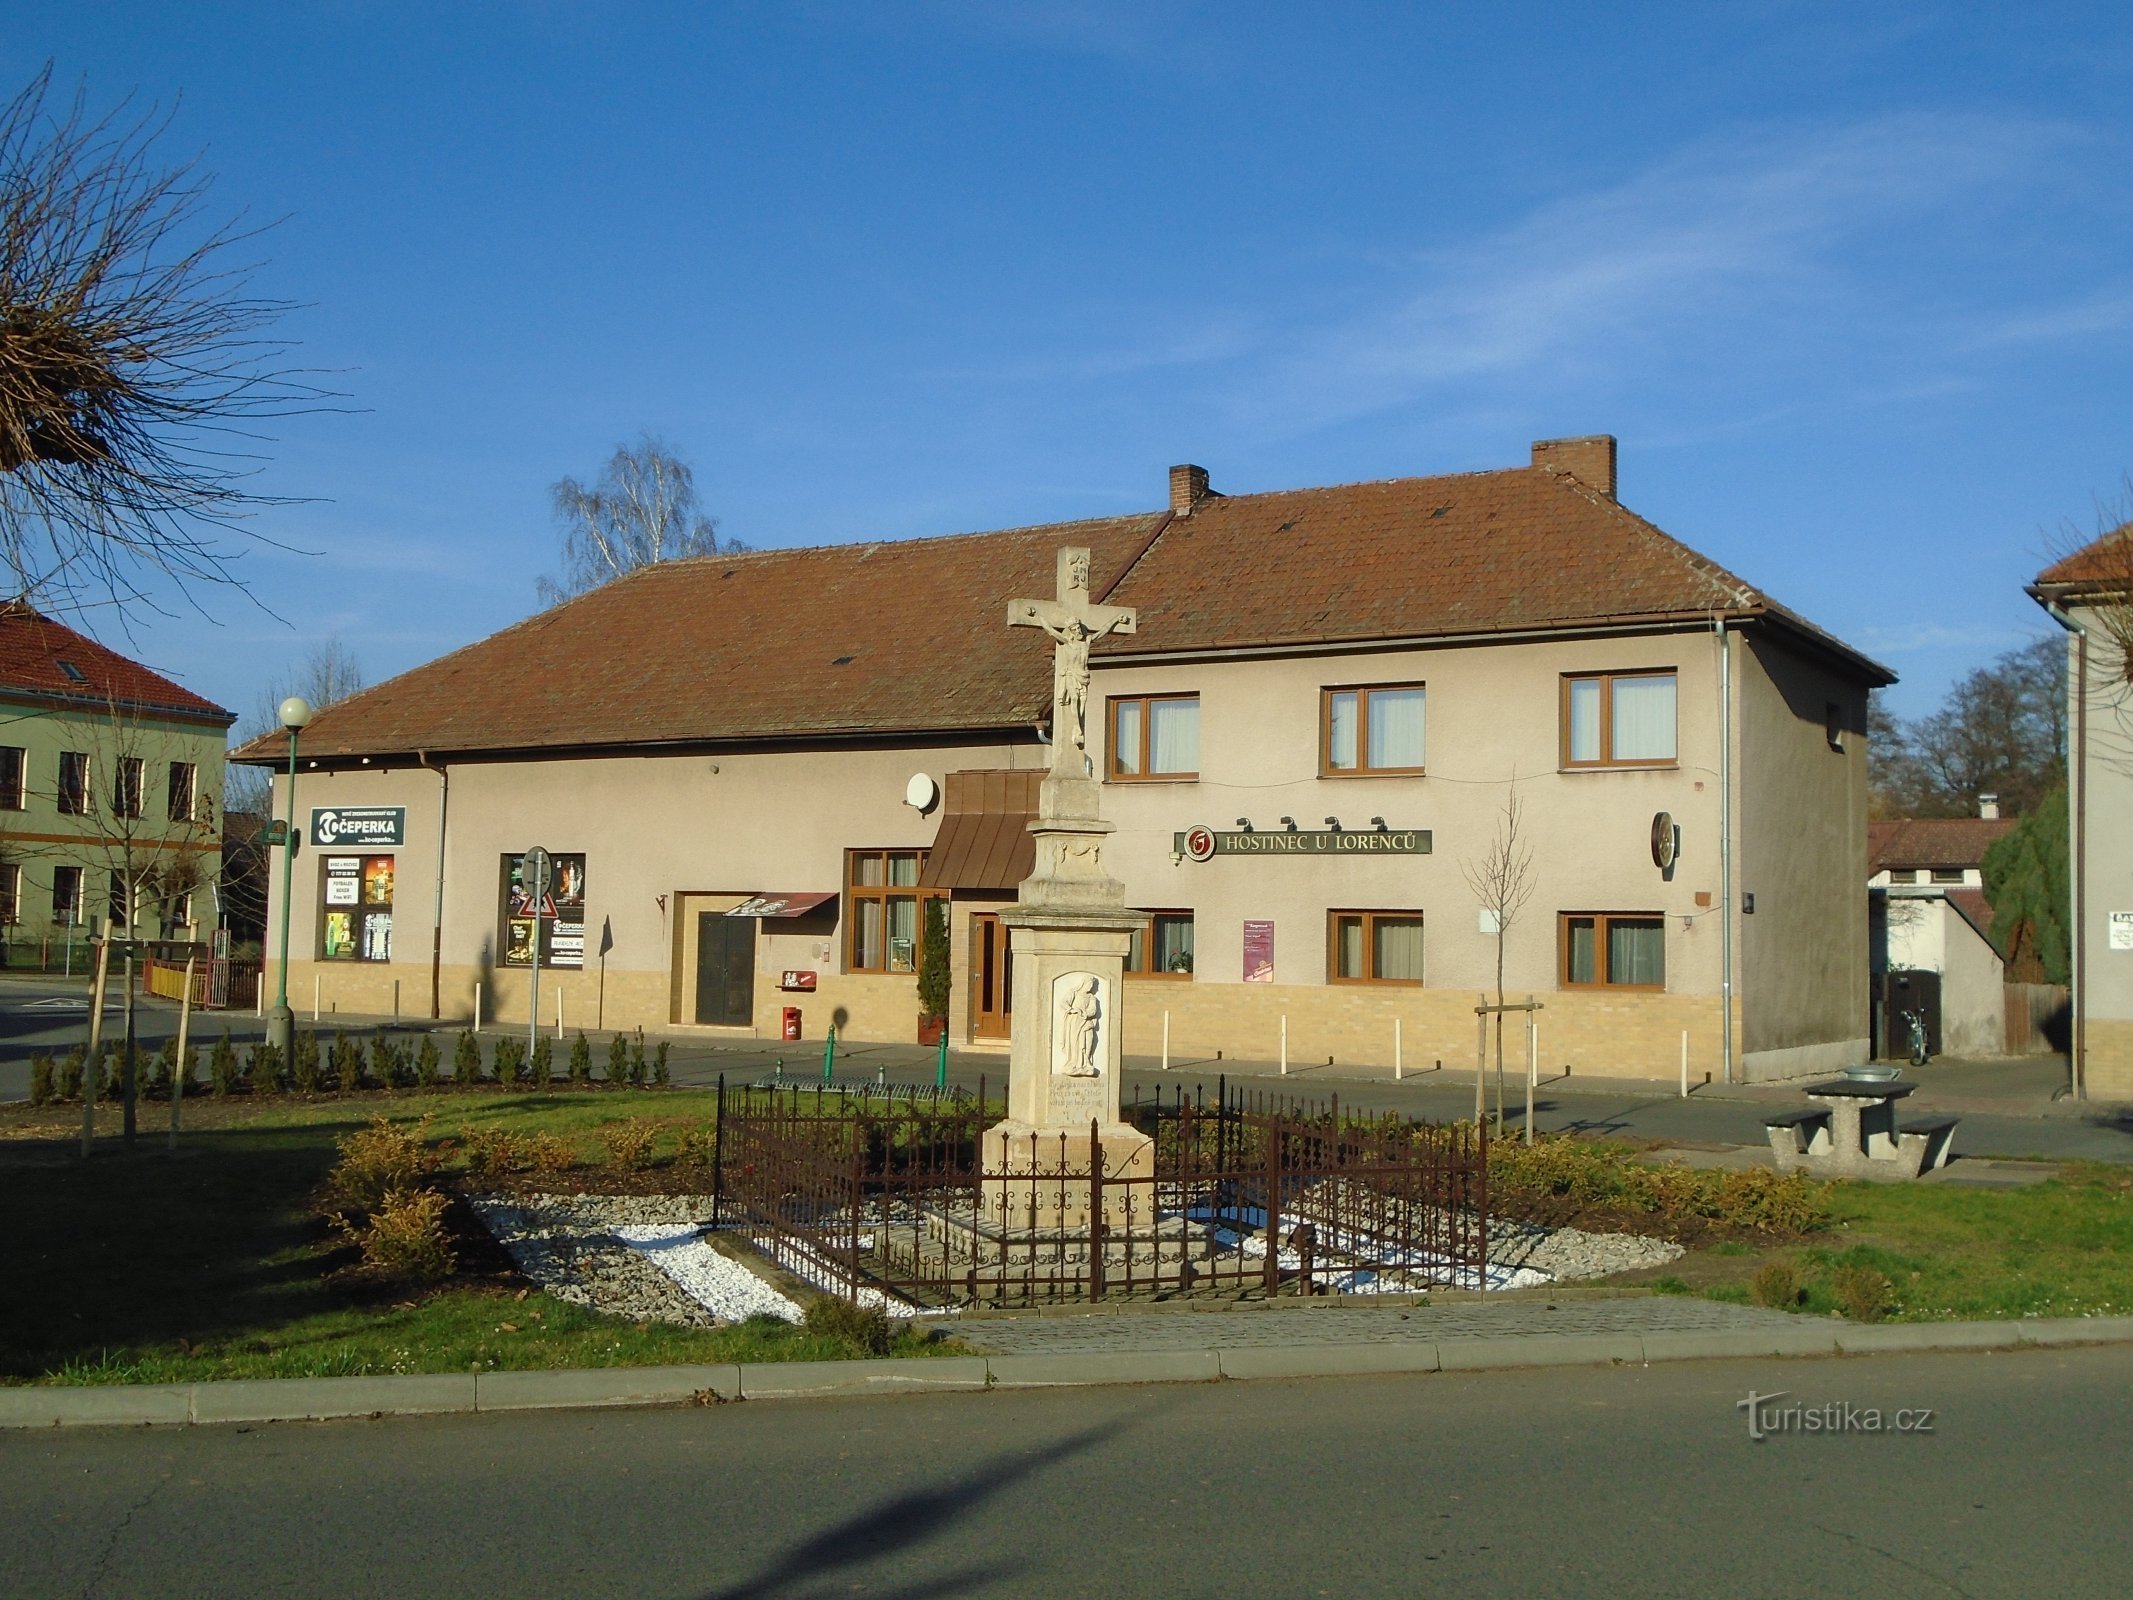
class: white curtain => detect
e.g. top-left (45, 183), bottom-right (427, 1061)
top-left (1610, 674), bottom-right (1676, 761)
top-left (1336, 916), bottom-right (1364, 978)
top-left (1327, 692), bottom-right (1357, 769)
top-left (1367, 688), bottom-right (1426, 768)
top-left (1564, 917), bottom-right (1598, 983)
top-left (1111, 698), bottom-right (1142, 774)
top-left (1374, 916), bottom-right (1425, 981)
top-left (1148, 697), bottom-right (1199, 774)
top-left (1608, 918), bottom-right (1665, 985)
top-left (1567, 678), bottom-right (1602, 761)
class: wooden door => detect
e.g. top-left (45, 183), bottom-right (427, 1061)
top-left (695, 913), bottom-right (756, 1027)
top-left (970, 913), bottom-right (1012, 1040)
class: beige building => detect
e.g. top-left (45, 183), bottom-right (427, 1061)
top-left (0, 603), bottom-right (233, 955)
top-left (237, 437), bottom-right (1889, 1083)
top-left (1867, 811), bottom-right (2017, 1059)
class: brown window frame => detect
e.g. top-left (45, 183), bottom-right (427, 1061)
top-left (1929, 868), bottom-right (1964, 885)
top-left (112, 756), bottom-right (144, 819)
top-left (1886, 868), bottom-right (1918, 884)
top-left (1559, 669), bottom-right (1678, 770)
top-left (51, 865), bottom-right (83, 921)
top-left (167, 761), bottom-right (197, 823)
top-left (0, 746), bottom-right (23, 810)
top-left (843, 848), bottom-right (945, 975)
top-left (0, 861), bottom-right (18, 924)
top-left (1125, 909), bottom-right (1195, 979)
top-left (1327, 909), bottom-right (1427, 987)
top-left (1320, 683), bottom-right (1427, 777)
top-left (321, 854), bottom-right (399, 963)
top-left (57, 751), bottom-right (89, 815)
top-left (1106, 693), bottom-right (1200, 782)
top-left (1559, 912), bottom-right (1667, 991)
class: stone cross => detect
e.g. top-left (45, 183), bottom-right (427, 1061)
top-left (1008, 547), bottom-right (1137, 778)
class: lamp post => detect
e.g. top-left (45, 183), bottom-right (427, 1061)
top-left (265, 696), bottom-right (314, 1060)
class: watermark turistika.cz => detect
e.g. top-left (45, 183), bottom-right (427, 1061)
top-left (1737, 1390), bottom-right (1936, 1442)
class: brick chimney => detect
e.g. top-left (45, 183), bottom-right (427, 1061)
top-left (1978, 793), bottom-right (2000, 820)
top-left (1531, 435), bottom-right (1617, 500)
top-left (1169, 463), bottom-right (1211, 514)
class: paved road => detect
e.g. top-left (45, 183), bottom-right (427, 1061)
top-left (6, 1345), bottom-right (2128, 1598)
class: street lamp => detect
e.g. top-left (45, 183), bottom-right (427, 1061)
top-left (265, 696), bottom-right (314, 1060)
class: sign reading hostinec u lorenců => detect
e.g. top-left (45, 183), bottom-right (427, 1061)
top-left (310, 807), bottom-right (407, 847)
top-left (1177, 826), bottom-right (1430, 861)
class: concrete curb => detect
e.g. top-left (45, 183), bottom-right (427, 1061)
top-left (7, 1316), bottom-right (2132, 1430)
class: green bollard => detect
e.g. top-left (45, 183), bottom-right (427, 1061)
top-left (822, 1024), bottom-right (836, 1084)
top-left (935, 1029), bottom-right (949, 1089)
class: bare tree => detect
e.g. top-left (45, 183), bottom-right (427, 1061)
top-left (1461, 783), bottom-right (1535, 1130)
top-left (224, 636), bottom-right (365, 815)
top-left (536, 435), bottom-right (743, 606)
top-left (1870, 639), bottom-right (2065, 819)
top-left (0, 64), bottom-right (324, 616)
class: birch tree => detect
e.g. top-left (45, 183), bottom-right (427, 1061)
top-left (536, 436), bottom-right (743, 606)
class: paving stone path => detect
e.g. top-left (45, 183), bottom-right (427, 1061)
top-left (944, 1295), bottom-right (1808, 1354)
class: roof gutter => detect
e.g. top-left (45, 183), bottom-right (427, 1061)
top-left (417, 750), bottom-right (448, 1022)
top-left (2037, 595), bottom-right (2088, 1101)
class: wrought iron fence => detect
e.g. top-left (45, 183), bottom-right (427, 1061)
top-left (715, 1074), bottom-right (1487, 1308)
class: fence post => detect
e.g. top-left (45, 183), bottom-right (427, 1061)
top-left (711, 1072), bottom-right (726, 1230)
top-left (1162, 1008), bottom-right (1170, 1072)
top-left (1089, 1118), bottom-right (1105, 1302)
top-left (1264, 1114), bottom-right (1283, 1297)
top-left (1394, 1017), bottom-right (1403, 1080)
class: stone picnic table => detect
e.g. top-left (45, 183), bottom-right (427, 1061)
top-left (1764, 1076), bottom-right (1958, 1181)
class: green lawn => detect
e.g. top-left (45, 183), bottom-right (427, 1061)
top-left (0, 1090), bottom-right (947, 1386)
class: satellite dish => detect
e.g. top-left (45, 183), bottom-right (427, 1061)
top-left (905, 773), bottom-right (939, 813)
top-left (1651, 812), bottom-right (1677, 871)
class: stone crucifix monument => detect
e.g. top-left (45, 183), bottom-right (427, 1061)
top-left (985, 547), bottom-right (1152, 1231)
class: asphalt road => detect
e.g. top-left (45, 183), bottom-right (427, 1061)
top-left (7, 1346), bottom-right (2130, 1598)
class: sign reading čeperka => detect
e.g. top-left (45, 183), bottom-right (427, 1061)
top-left (1177, 826), bottom-right (1430, 862)
top-left (310, 806), bottom-right (407, 847)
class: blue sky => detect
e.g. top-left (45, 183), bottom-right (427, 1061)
top-left (20, 2), bottom-right (2133, 728)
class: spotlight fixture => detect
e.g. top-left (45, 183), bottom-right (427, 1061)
top-left (1234, 817), bottom-right (1253, 832)
top-left (1370, 816), bottom-right (1387, 832)
top-left (1324, 815), bottom-right (1341, 831)
top-left (1279, 815), bottom-right (1298, 832)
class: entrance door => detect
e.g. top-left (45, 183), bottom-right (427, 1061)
top-left (971, 913), bottom-right (1013, 1040)
top-left (695, 913), bottom-right (756, 1027)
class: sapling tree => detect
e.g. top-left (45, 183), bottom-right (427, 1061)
top-left (1461, 783), bottom-right (1535, 1131)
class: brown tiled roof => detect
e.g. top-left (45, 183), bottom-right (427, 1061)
top-left (235, 462), bottom-right (1888, 764)
top-left (1869, 817), bottom-right (2016, 873)
top-left (2033, 523), bottom-right (2133, 591)
top-left (0, 603), bottom-right (232, 723)
top-left (1944, 887), bottom-right (1998, 947)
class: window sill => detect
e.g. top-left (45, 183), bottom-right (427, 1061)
top-left (1560, 983), bottom-right (1668, 994)
top-left (1328, 977), bottom-right (1426, 988)
top-left (1125, 972), bottom-right (1194, 982)
top-left (1319, 768), bottom-right (1427, 781)
top-left (1106, 774), bottom-right (1200, 784)
top-left (1558, 762), bottom-right (1679, 774)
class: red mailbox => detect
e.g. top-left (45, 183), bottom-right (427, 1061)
top-left (781, 1006), bottom-right (803, 1041)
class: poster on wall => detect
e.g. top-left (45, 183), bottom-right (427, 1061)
top-left (1243, 919), bottom-right (1275, 983)
top-left (323, 910), bottom-right (356, 959)
top-left (501, 850), bottom-right (586, 968)
top-left (320, 854), bottom-right (393, 961)
top-left (2111, 912), bottom-right (2133, 952)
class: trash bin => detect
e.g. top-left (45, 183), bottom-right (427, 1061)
top-left (781, 1006), bottom-right (802, 1041)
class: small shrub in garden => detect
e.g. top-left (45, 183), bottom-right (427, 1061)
top-left (415, 1034), bottom-right (441, 1088)
top-left (606, 1033), bottom-right (629, 1084)
top-left (291, 1030), bottom-right (322, 1094)
top-left (332, 1031), bottom-right (364, 1092)
top-left (599, 1118), bottom-right (658, 1170)
top-left (146, 1037), bottom-right (176, 1096)
top-left (568, 1031), bottom-right (591, 1086)
top-left (453, 1030), bottom-right (482, 1086)
top-left (523, 1132), bottom-right (576, 1177)
top-left (628, 1031), bottom-right (648, 1087)
top-left (330, 1116), bottom-right (439, 1215)
top-left (248, 1041), bottom-right (283, 1096)
top-left (493, 1035), bottom-right (526, 1089)
top-left (1833, 1265), bottom-right (1894, 1323)
top-left (353, 1188), bottom-right (456, 1281)
top-left (176, 1043), bottom-right (199, 1095)
top-left (1750, 1261), bottom-right (1800, 1310)
top-left (56, 1045), bottom-right (86, 1100)
top-left (678, 1125), bottom-right (718, 1168)
top-left (460, 1127), bottom-right (526, 1184)
top-left (802, 1296), bottom-right (893, 1357)
top-left (370, 1034), bottom-right (404, 1089)
top-left (652, 1040), bottom-right (671, 1087)
top-left (531, 1033), bottom-right (553, 1089)
top-left (209, 1034), bottom-right (240, 1097)
top-left (29, 1054), bottom-right (54, 1106)
top-left (97, 1049), bottom-right (120, 1099)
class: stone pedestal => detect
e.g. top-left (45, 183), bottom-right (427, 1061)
top-left (981, 775), bottom-right (1152, 1230)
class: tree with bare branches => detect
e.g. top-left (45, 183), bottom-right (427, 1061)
top-left (0, 64), bottom-right (322, 616)
top-left (536, 436), bottom-right (743, 606)
top-left (1462, 783), bottom-right (1535, 1130)
top-left (224, 637), bottom-right (364, 816)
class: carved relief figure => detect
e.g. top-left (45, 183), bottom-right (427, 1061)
top-left (1055, 973), bottom-right (1103, 1077)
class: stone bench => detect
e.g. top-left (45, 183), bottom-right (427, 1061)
top-left (1898, 1114), bottom-right (1960, 1175)
top-left (1764, 1106), bottom-right (1832, 1166)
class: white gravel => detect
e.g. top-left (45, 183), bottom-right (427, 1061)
top-left (611, 1225), bottom-right (806, 1323)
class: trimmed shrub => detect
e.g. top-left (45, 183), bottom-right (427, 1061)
top-left (353, 1188), bottom-right (455, 1280)
top-left (248, 1041), bottom-right (283, 1095)
top-left (452, 1030), bottom-right (482, 1086)
top-left (460, 1127), bottom-right (525, 1184)
top-left (651, 1040), bottom-right (671, 1087)
top-left (415, 1034), bottom-right (441, 1089)
top-left (145, 1037), bottom-right (176, 1097)
top-left (175, 1042), bottom-right (199, 1097)
top-left (568, 1031), bottom-right (591, 1087)
top-left (329, 1116), bottom-right (439, 1216)
top-left (332, 1031), bottom-right (364, 1093)
top-left (493, 1034), bottom-right (526, 1089)
top-left (291, 1030), bottom-right (322, 1095)
top-left (370, 1034), bottom-right (403, 1089)
top-left (1750, 1261), bottom-right (1801, 1310)
top-left (803, 1296), bottom-right (893, 1357)
top-left (599, 1117), bottom-right (658, 1170)
top-left (57, 1044), bottom-right (86, 1101)
top-left (29, 1054), bottom-right (55, 1106)
top-left (97, 1048), bottom-right (120, 1100)
top-left (678, 1125), bottom-right (719, 1170)
top-left (1834, 1265), bottom-right (1894, 1323)
top-left (522, 1131), bottom-right (576, 1177)
top-left (530, 1033), bottom-right (553, 1090)
top-left (605, 1033), bottom-right (629, 1084)
top-left (627, 1032), bottom-right (648, 1088)
top-left (209, 1034), bottom-right (240, 1097)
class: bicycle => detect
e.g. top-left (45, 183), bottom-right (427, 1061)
top-left (1898, 1007), bottom-right (1930, 1068)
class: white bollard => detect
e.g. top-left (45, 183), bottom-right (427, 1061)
top-left (1680, 1030), bottom-right (1689, 1099)
top-left (1161, 1009), bottom-right (1171, 1072)
top-left (556, 988), bottom-right (565, 1040)
top-left (473, 981), bottom-right (482, 1034)
top-left (1394, 1017), bottom-right (1403, 1080)
top-left (1280, 1014), bottom-right (1288, 1076)
top-left (312, 973), bottom-right (320, 1023)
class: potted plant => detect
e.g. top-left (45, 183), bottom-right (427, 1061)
top-left (915, 898), bottom-right (951, 1045)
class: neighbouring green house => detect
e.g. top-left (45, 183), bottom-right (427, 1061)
top-left (0, 602), bottom-right (235, 960)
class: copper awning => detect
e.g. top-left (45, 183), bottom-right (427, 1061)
top-left (725, 891), bottom-right (838, 918)
top-left (918, 769), bottom-right (1040, 890)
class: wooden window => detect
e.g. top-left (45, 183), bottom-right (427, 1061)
top-left (167, 761), bottom-right (197, 822)
top-left (108, 869), bottom-right (131, 930)
top-left (1886, 868), bottom-right (1918, 884)
top-left (845, 849), bottom-right (943, 974)
top-left (57, 751), bottom-right (88, 815)
top-left (1561, 671), bottom-right (1676, 768)
top-left (0, 862), bottom-right (18, 924)
top-left (0, 746), bottom-right (22, 810)
top-left (1322, 684), bottom-right (1426, 775)
top-left (1328, 910), bottom-right (1425, 985)
top-left (1930, 868), bottom-right (1964, 885)
top-left (51, 866), bottom-right (82, 920)
top-left (1561, 913), bottom-right (1666, 990)
top-left (1126, 911), bottom-right (1195, 977)
top-left (113, 757), bottom-right (143, 819)
top-left (1108, 694), bottom-right (1199, 780)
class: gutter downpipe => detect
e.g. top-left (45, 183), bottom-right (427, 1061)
top-left (1718, 617), bottom-right (1736, 1086)
top-left (418, 751), bottom-right (448, 1021)
top-left (2040, 600), bottom-right (2088, 1101)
